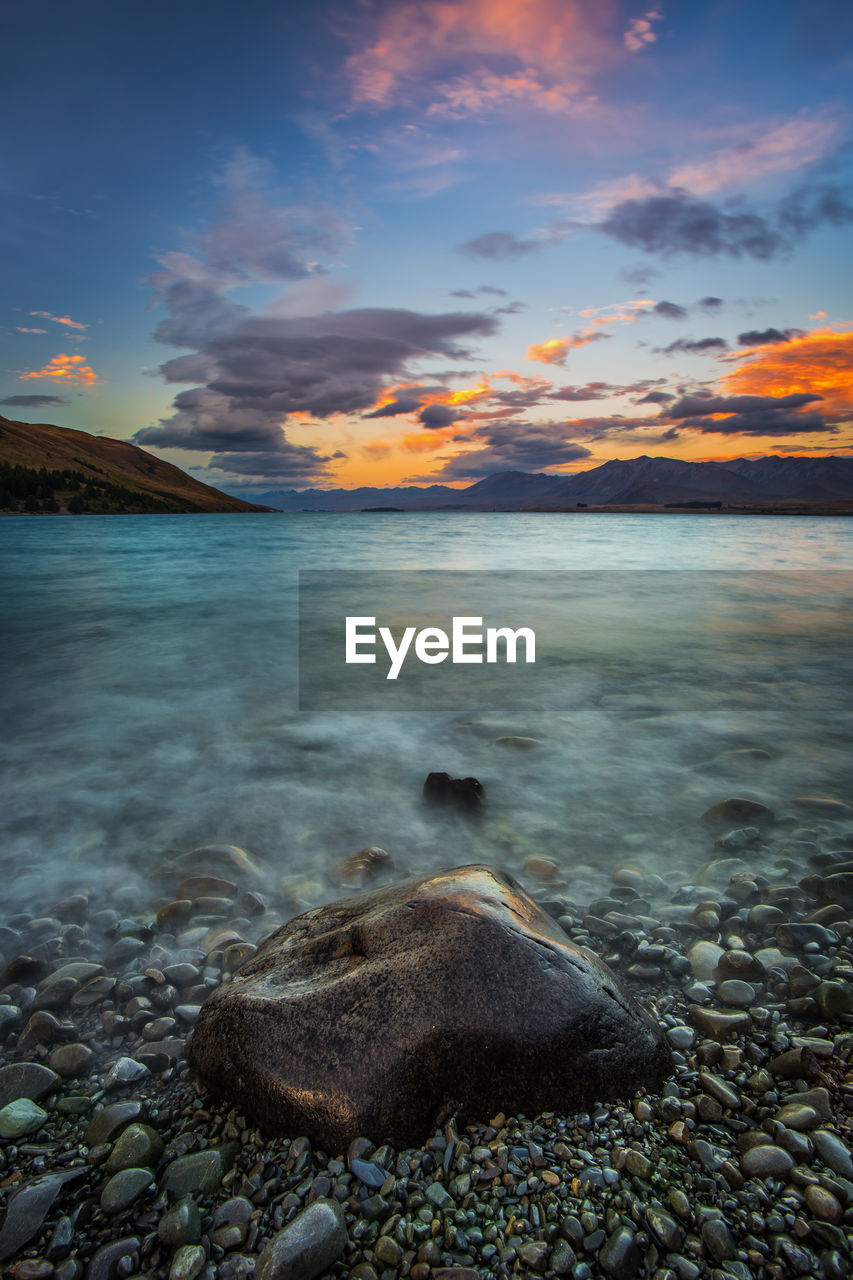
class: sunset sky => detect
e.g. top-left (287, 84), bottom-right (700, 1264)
top-left (3, 0), bottom-right (853, 491)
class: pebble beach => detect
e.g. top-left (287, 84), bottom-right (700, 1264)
top-left (2, 793), bottom-right (853, 1280)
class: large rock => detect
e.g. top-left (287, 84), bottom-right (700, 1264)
top-left (189, 864), bottom-right (672, 1150)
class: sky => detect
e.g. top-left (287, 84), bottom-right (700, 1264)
top-left (3, 0), bottom-right (853, 493)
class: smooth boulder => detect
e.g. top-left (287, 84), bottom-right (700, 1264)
top-left (189, 864), bottom-right (672, 1149)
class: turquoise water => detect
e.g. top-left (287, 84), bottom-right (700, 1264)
top-left (2, 512), bottom-right (853, 910)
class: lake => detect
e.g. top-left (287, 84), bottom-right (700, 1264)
top-left (2, 512), bottom-right (852, 913)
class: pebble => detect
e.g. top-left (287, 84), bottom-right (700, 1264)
top-left (0, 1097), bottom-right (48, 1137)
top-left (100, 1167), bottom-right (155, 1213)
top-left (0, 1062), bottom-right (59, 1108)
top-left (812, 1129), bottom-right (853, 1177)
top-left (158, 1196), bottom-right (202, 1246)
top-left (254, 1198), bottom-right (347, 1280)
top-left (2, 821), bottom-right (853, 1280)
top-left (48, 1042), bottom-right (95, 1077)
top-left (741, 1144), bottom-right (794, 1179)
top-left (105, 1122), bottom-right (164, 1172)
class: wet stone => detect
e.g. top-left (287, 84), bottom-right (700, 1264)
top-left (190, 865), bottom-right (672, 1148)
top-left (105, 1122), bottom-right (164, 1172)
top-left (158, 1196), bottom-right (202, 1245)
top-left (804, 1183), bottom-right (843, 1223)
top-left (0, 1097), bottom-right (48, 1138)
top-left (0, 1062), bottom-right (59, 1108)
top-left (717, 979), bottom-right (756, 1007)
top-left (598, 1223), bottom-right (642, 1280)
top-left (169, 1245), bottom-right (206, 1280)
top-left (84, 1236), bottom-right (141, 1280)
top-left (48, 1042), bottom-right (95, 1077)
top-left (741, 1145), bottom-right (794, 1179)
top-left (690, 1007), bottom-right (750, 1040)
top-left (254, 1198), bottom-right (348, 1280)
top-left (161, 1147), bottom-right (228, 1198)
top-left (85, 1101), bottom-right (144, 1146)
top-left (812, 1130), bottom-right (853, 1178)
top-left (774, 1102), bottom-right (819, 1130)
top-left (100, 1167), bottom-right (154, 1214)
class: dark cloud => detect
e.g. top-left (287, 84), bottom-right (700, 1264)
top-left (451, 285), bottom-right (509, 297)
top-left (667, 392), bottom-right (822, 418)
top-left (636, 390), bottom-right (675, 404)
top-left (778, 181), bottom-right (853, 236)
top-left (659, 337), bottom-right (729, 356)
top-left (601, 192), bottom-right (785, 259)
top-left (419, 402), bottom-right (461, 429)
top-left (653, 300), bottom-right (687, 320)
top-left (432, 421), bottom-right (593, 478)
top-left (664, 391), bottom-right (828, 438)
top-left (137, 297), bottom-right (499, 482)
top-left (676, 409), bottom-right (829, 436)
top-left (457, 231), bottom-right (540, 259)
top-left (0, 394), bottom-right (68, 407)
top-left (737, 327), bottom-right (805, 346)
top-left (548, 382), bottom-right (617, 402)
top-left (601, 180), bottom-right (853, 262)
top-left (363, 394), bottom-right (427, 418)
top-left (698, 296), bottom-right (724, 309)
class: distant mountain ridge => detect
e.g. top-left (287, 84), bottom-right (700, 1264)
top-left (242, 455), bottom-right (853, 511)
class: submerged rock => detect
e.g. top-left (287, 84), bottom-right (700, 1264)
top-left (423, 772), bottom-right (485, 812)
top-left (190, 864), bottom-right (672, 1149)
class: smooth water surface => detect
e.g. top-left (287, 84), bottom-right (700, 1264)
top-left (2, 512), bottom-right (853, 910)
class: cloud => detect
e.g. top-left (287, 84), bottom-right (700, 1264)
top-left (17, 353), bottom-right (99, 386)
top-left (140, 293), bottom-right (499, 482)
top-left (623, 9), bottom-right (662, 53)
top-left (599, 181), bottom-right (853, 261)
top-left (653, 300), bottom-right (687, 320)
top-left (137, 152), bottom-right (504, 484)
top-left (673, 409), bottom-right (829, 436)
top-left (548, 382), bottom-right (620, 401)
top-left (457, 223), bottom-right (572, 258)
top-left (720, 325), bottom-right (853, 420)
top-left (150, 149), bottom-right (351, 297)
top-left (526, 331), bottom-right (609, 365)
top-left (664, 389), bottom-right (829, 437)
top-left (30, 311), bottom-right (88, 330)
top-left (600, 192), bottom-right (786, 259)
top-left (345, 0), bottom-right (616, 114)
top-left (0, 394), bottom-right (68, 408)
top-left (430, 420), bottom-right (594, 478)
top-left (451, 285), bottom-right (509, 298)
top-left (419, 402), bottom-right (462, 429)
top-left (668, 117), bottom-right (840, 196)
top-left (636, 390), bottom-right (675, 404)
top-left (659, 337), bottom-right (729, 356)
top-left (737, 327), bottom-right (805, 346)
top-left (667, 392), bottom-right (823, 418)
top-left (777, 181), bottom-right (853, 236)
top-left (698, 296), bottom-right (724, 309)
top-left (16, 327), bottom-right (48, 334)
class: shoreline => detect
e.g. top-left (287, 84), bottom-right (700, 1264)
top-left (2, 809), bottom-right (853, 1279)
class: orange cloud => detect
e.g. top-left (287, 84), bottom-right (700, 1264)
top-left (721, 326), bottom-right (853, 419)
top-left (18, 352), bottom-right (99, 386)
top-left (623, 9), bottom-right (662, 53)
top-left (30, 310), bottom-right (88, 330)
top-left (347, 0), bottom-right (616, 110)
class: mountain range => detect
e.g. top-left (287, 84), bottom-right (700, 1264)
top-left (243, 454), bottom-right (853, 511)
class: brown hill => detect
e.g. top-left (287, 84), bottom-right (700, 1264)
top-left (0, 415), bottom-right (272, 513)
